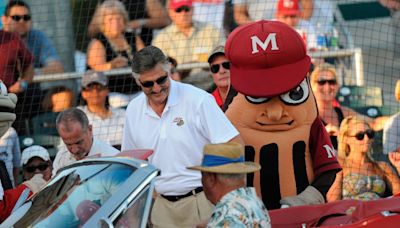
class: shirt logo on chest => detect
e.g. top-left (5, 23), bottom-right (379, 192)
top-left (173, 117), bottom-right (185, 126)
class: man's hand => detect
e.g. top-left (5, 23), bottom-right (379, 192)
top-left (389, 151), bottom-right (400, 173)
top-left (280, 186), bottom-right (325, 207)
top-left (8, 81), bottom-right (24, 94)
top-left (23, 174), bottom-right (47, 194)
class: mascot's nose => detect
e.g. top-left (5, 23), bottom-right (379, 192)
top-left (264, 99), bottom-right (284, 121)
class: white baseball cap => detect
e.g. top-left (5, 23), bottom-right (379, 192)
top-left (21, 145), bottom-right (50, 166)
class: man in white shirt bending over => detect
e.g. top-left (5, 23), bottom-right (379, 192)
top-left (53, 108), bottom-right (119, 176)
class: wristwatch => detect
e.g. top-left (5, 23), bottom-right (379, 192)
top-left (20, 80), bottom-right (28, 91)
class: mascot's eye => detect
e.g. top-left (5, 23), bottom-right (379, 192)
top-left (245, 96), bottom-right (271, 104)
top-left (279, 78), bottom-right (309, 105)
top-left (0, 82), bottom-right (8, 96)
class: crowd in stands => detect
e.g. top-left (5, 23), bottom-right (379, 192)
top-left (0, 0), bottom-right (399, 226)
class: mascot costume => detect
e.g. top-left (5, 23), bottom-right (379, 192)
top-left (225, 21), bottom-right (341, 209)
top-left (0, 81), bottom-right (46, 221)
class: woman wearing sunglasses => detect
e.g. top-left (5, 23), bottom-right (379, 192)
top-left (310, 63), bottom-right (387, 149)
top-left (21, 145), bottom-right (52, 182)
top-left (327, 116), bottom-right (400, 201)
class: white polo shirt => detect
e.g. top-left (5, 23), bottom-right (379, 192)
top-left (122, 80), bottom-right (239, 195)
top-left (52, 137), bottom-right (119, 176)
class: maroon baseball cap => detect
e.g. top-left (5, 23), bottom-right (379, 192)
top-left (225, 20), bottom-right (311, 97)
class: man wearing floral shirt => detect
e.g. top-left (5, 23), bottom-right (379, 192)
top-left (188, 142), bottom-right (271, 227)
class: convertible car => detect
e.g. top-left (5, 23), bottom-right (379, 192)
top-left (0, 152), bottom-right (158, 228)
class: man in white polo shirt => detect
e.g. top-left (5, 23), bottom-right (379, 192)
top-left (122, 45), bottom-right (242, 228)
top-left (53, 108), bottom-right (119, 176)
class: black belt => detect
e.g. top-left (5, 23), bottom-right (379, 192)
top-left (161, 187), bottom-right (203, 202)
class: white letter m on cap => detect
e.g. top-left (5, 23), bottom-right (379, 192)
top-left (251, 33), bottom-right (279, 54)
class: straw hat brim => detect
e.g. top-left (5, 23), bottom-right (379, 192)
top-left (188, 162), bottom-right (261, 174)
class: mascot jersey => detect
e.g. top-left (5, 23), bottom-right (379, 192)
top-left (224, 20), bottom-right (341, 209)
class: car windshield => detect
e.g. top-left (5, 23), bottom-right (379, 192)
top-left (14, 162), bottom-right (136, 228)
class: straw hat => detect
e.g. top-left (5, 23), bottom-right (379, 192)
top-left (395, 80), bottom-right (400, 102)
top-left (188, 142), bottom-right (261, 174)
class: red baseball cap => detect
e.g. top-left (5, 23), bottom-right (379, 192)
top-left (277, 0), bottom-right (301, 16)
top-left (169, 0), bottom-right (193, 10)
top-left (225, 20), bottom-right (311, 97)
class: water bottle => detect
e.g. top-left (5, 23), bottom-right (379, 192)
top-left (316, 23), bottom-right (328, 51)
top-left (329, 26), bottom-right (339, 50)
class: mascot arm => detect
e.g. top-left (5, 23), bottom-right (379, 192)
top-left (279, 170), bottom-right (337, 207)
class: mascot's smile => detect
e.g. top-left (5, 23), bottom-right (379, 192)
top-left (256, 120), bottom-right (294, 126)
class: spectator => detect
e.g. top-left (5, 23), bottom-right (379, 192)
top-left (53, 108), bottom-right (119, 176)
top-left (384, 80), bottom-right (400, 171)
top-left (87, 0), bottom-right (144, 95)
top-left (88, 0), bottom-right (170, 46)
top-left (21, 145), bottom-right (52, 182)
top-left (233, 0), bottom-right (313, 26)
top-left (379, 0), bottom-right (400, 58)
top-left (0, 30), bottom-right (33, 94)
top-left (122, 46), bottom-right (242, 227)
top-left (167, 56), bottom-right (181, 81)
top-left (41, 86), bottom-right (74, 113)
top-left (207, 45), bottom-right (231, 109)
top-left (78, 71), bottom-right (126, 149)
top-left (327, 116), bottom-right (400, 201)
top-left (152, 0), bottom-right (225, 65)
top-left (87, 0), bottom-right (144, 72)
top-left (1, 0), bottom-right (64, 75)
top-left (275, 0), bottom-right (317, 51)
top-left (310, 63), bottom-right (389, 149)
top-left (0, 127), bottom-right (21, 187)
top-left (188, 142), bottom-right (270, 227)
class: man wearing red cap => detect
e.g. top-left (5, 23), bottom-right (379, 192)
top-left (224, 20), bottom-right (341, 209)
top-left (275, 0), bottom-right (317, 51)
top-left (152, 0), bottom-right (225, 89)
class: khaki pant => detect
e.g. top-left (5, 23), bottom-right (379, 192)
top-left (151, 191), bottom-right (213, 228)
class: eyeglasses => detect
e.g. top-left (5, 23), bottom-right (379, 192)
top-left (175, 6), bottom-right (191, 13)
top-left (139, 75), bottom-right (168, 88)
top-left (317, 79), bottom-right (337, 86)
top-left (210, 62), bottom-right (230, 74)
top-left (349, 129), bottom-right (375, 141)
top-left (10, 14), bottom-right (31, 22)
top-left (24, 163), bottom-right (49, 173)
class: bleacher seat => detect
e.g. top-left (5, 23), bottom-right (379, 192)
top-left (30, 112), bottom-right (59, 136)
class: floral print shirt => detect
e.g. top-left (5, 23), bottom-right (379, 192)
top-left (207, 187), bottom-right (271, 228)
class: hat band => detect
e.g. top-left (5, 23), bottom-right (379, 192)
top-left (202, 154), bottom-right (244, 167)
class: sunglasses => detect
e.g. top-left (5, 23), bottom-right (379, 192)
top-left (25, 163), bottom-right (49, 173)
top-left (317, 79), bottom-right (337, 86)
top-left (10, 14), bottom-right (31, 22)
top-left (175, 5), bottom-right (191, 13)
top-left (139, 75), bottom-right (168, 88)
top-left (349, 129), bottom-right (375, 141)
top-left (210, 62), bottom-right (230, 74)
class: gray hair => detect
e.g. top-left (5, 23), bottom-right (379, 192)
top-left (56, 108), bottom-right (89, 132)
top-left (132, 46), bottom-right (170, 79)
top-left (90, 0), bottom-right (129, 35)
top-left (216, 173), bottom-right (246, 186)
